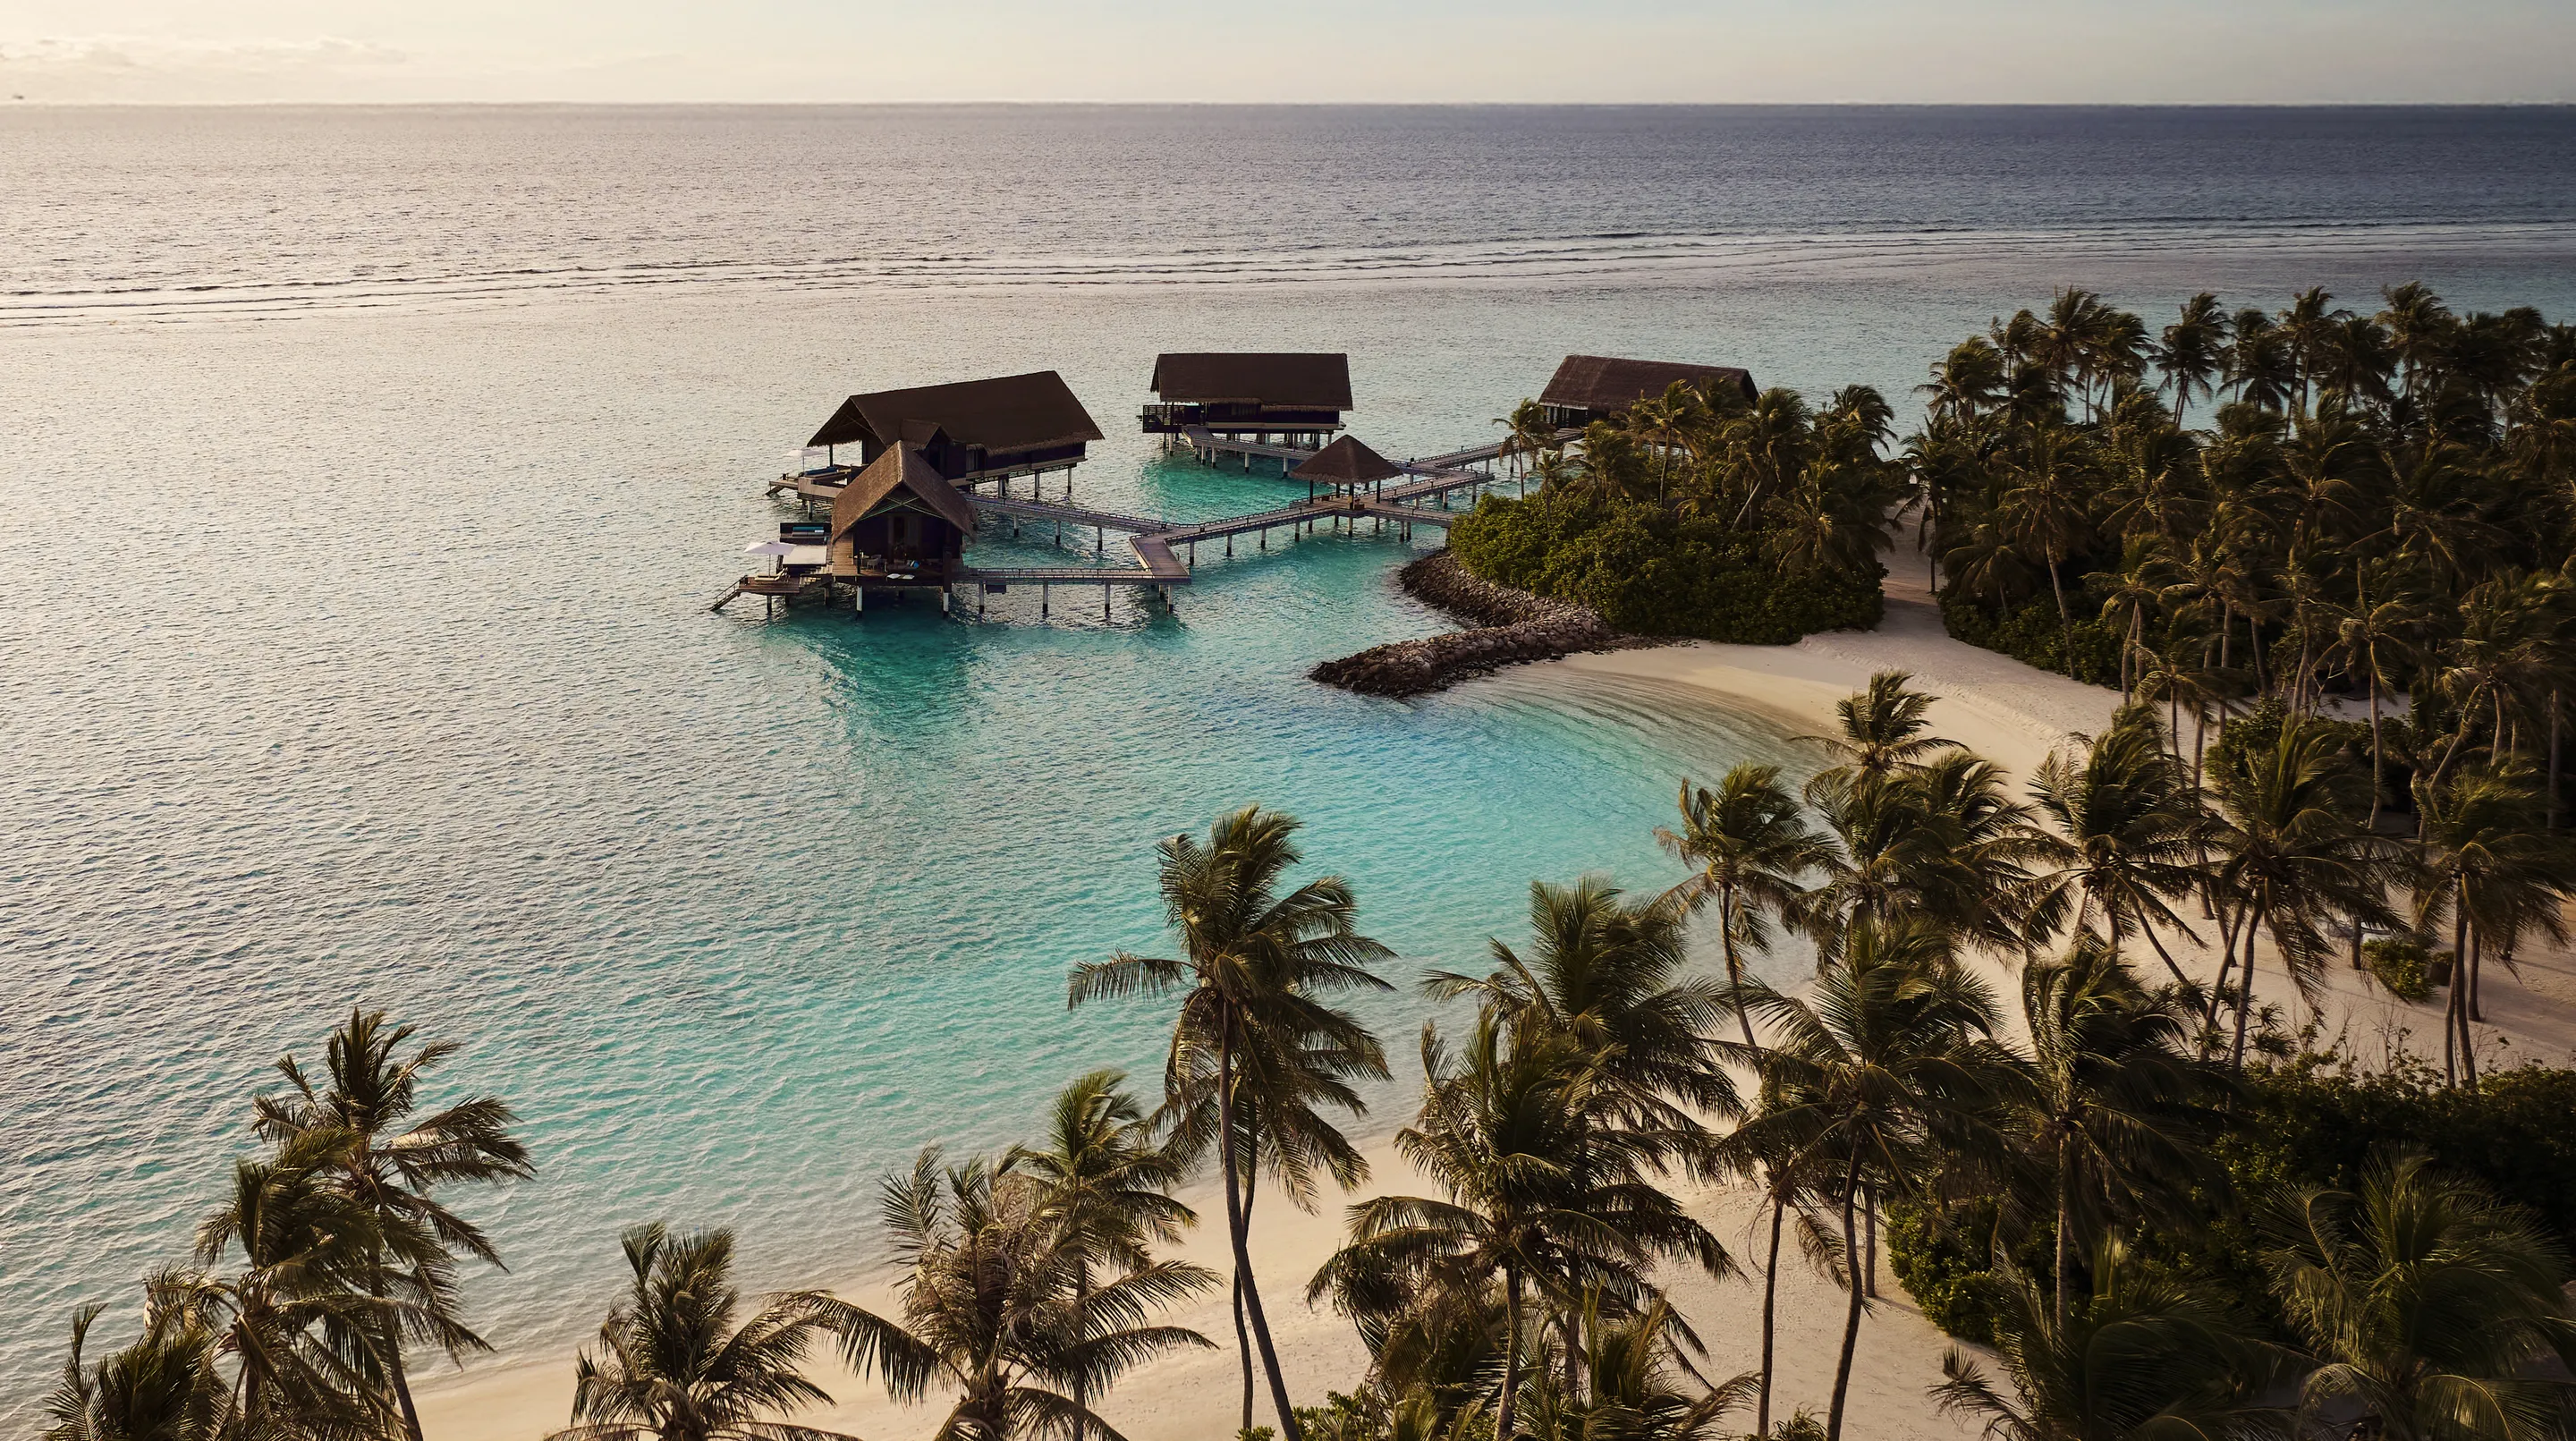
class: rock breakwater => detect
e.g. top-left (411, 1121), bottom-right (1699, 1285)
top-left (1309, 550), bottom-right (1665, 697)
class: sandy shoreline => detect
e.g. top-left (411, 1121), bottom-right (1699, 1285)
top-left (417, 569), bottom-right (2576, 1441)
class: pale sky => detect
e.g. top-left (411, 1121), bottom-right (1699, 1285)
top-left (1, 0), bottom-right (2572, 105)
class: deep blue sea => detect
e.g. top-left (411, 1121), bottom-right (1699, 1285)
top-left (4, 106), bottom-right (2575, 1422)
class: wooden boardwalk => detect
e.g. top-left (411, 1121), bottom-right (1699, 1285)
top-left (733, 425), bottom-right (1567, 615)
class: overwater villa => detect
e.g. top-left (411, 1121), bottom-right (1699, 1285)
top-left (1140, 352), bottom-right (1352, 447)
top-left (1536, 354), bottom-right (1758, 429)
top-left (800, 370), bottom-right (1106, 490)
top-left (722, 355), bottom-right (1540, 617)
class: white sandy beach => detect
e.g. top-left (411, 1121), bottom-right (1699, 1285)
top-left (416, 564), bottom-right (2576, 1441)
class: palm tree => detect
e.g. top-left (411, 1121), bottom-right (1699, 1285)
top-left (1998, 427), bottom-right (2097, 676)
top-left (252, 1009), bottom-right (532, 1441)
top-left (2009, 941), bottom-right (2230, 1327)
top-left (2260, 1153), bottom-right (2576, 1441)
top-left (1932, 1233), bottom-right (2280, 1441)
top-left (174, 1130), bottom-right (437, 1441)
top-left (1429, 875), bottom-right (1739, 1146)
top-left (43, 1303), bottom-right (232, 1441)
top-left (1805, 750), bottom-right (2050, 961)
top-left (1066, 805), bottom-right (1393, 1441)
top-left (1496, 400), bottom-right (1560, 483)
top-left (1801, 671), bottom-right (1962, 799)
top-left (549, 1225), bottom-right (853, 1441)
top-left (1514, 1293), bottom-right (1756, 1441)
top-left (2202, 718), bottom-right (2398, 1068)
top-left (1657, 766), bottom-right (1835, 1047)
top-left (2329, 568), bottom-right (2432, 828)
top-left (2411, 767), bottom-right (2573, 1088)
top-left (1001, 1071), bottom-right (1195, 1441)
top-left (2024, 708), bottom-right (2211, 992)
top-left (818, 1153), bottom-right (1216, 1441)
top-left (1919, 337), bottom-right (2007, 426)
top-left (1310, 1015), bottom-right (1730, 1441)
top-left (1727, 918), bottom-right (2016, 1441)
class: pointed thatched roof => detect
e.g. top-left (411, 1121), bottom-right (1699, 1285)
top-left (1538, 355), bottom-right (1757, 412)
top-left (1150, 353), bottom-right (1352, 410)
top-left (1290, 435), bottom-right (1403, 487)
top-left (828, 446), bottom-right (979, 540)
top-left (808, 371), bottom-right (1104, 453)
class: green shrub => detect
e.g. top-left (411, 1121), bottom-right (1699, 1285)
top-left (1448, 492), bottom-right (1882, 643)
top-left (1937, 591), bottom-right (2121, 685)
top-left (2361, 935), bottom-right (2436, 1002)
top-left (1884, 1198), bottom-right (2006, 1344)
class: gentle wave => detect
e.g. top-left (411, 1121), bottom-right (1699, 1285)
top-left (9, 219), bottom-right (2575, 326)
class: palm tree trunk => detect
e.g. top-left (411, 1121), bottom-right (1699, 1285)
top-left (2138, 920), bottom-right (2198, 995)
top-left (1072, 1258), bottom-right (1091, 1441)
top-left (1722, 891), bottom-right (1758, 1051)
top-left (1217, 1018), bottom-right (1302, 1441)
top-left (2446, 898), bottom-right (2469, 1088)
top-left (1862, 1187), bottom-right (1878, 1300)
top-left (2229, 904), bottom-right (2262, 1070)
top-left (1826, 1151), bottom-right (1868, 1441)
top-left (2053, 1136), bottom-right (2073, 1329)
top-left (2368, 673), bottom-right (2385, 830)
top-left (1233, 1272), bottom-right (1251, 1436)
top-left (2047, 555), bottom-right (2074, 679)
top-left (2550, 694), bottom-right (2563, 830)
top-left (368, 1259), bottom-right (425, 1441)
top-left (2467, 924), bottom-right (2484, 1024)
top-left (1758, 1190), bottom-right (1785, 1436)
top-left (1498, 1267), bottom-right (1524, 1441)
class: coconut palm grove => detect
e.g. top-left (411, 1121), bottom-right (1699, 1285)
top-left (40, 284), bottom-right (2576, 1441)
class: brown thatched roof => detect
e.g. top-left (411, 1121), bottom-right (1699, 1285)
top-left (1290, 435), bottom-right (1403, 487)
top-left (828, 447), bottom-right (979, 540)
top-left (1150, 353), bottom-right (1352, 410)
top-left (1538, 355), bottom-right (1757, 412)
top-left (808, 371), bottom-right (1105, 452)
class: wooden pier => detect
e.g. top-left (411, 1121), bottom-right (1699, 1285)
top-left (723, 362), bottom-right (1575, 621)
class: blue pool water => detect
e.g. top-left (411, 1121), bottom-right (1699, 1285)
top-left (4, 106), bottom-right (2575, 1419)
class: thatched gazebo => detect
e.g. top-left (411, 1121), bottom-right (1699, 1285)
top-left (1289, 434), bottom-right (1404, 502)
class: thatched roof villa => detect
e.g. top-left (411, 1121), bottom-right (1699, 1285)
top-left (807, 370), bottom-right (1105, 487)
top-left (1142, 352), bottom-right (1352, 445)
top-left (1537, 355), bottom-right (1758, 429)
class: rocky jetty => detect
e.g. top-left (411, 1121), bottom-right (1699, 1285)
top-left (1310, 551), bottom-right (1664, 697)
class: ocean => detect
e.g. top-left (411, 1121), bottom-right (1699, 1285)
top-left (4, 105), bottom-right (2574, 1421)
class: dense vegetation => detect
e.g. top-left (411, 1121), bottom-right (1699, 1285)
top-left (48, 669), bottom-right (2576, 1441)
top-left (1447, 386), bottom-right (1897, 641)
top-left (1917, 285), bottom-right (2576, 752)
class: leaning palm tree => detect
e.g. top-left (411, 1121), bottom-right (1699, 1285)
top-left (1066, 805), bottom-right (1394, 1441)
top-left (2202, 717), bottom-right (2399, 1068)
top-left (817, 1151), bottom-right (1215, 1441)
top-left (1311, 1013), bottom-right (1730, 1441)
top-left (2025, 708), bottom-right (2212, 993)
top-left (1657, 766), bottom-right (1835, 1047)
top-left (1726, 918), bottom-right (2017, 1441)
top-left (2009, 941), bottom-right (2230, 1327)
top-left (253, 1009), bottom-right (532, 1441)
top-left (2260, 1153), bottom-right (2576, 1441)
top-left (1932, 1233), bottom-right (2282, 1441)
top-left (549, 1224), bottom-right (853, 1441)
top-left (42, 1302), bottom-right (233, 1441)
top-left (1001, 1071), bottom-right (1195, 1441)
